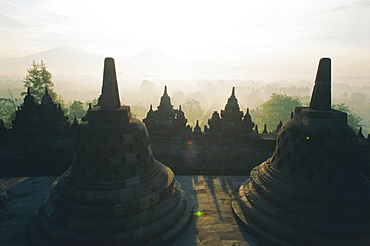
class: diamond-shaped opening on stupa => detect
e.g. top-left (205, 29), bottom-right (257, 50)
top-left (118, 135), bottom-right (125, 143)
top-left (102, 157), bottom-right (110, 165)
top-left (284, 151), bottom-right (292, 161)
top-left (290, 130), bottom-right (300, 142)
top-left (293, 143), bottom-right (300, 152)
top-left (136, 153), bottom-right (142, 161)
top-left (283, 140), bottom-right (289, 148)
top-left (289, 165), bottom-right (297, 174)
top-left (102, 137), bottom-right (107, 144)
top-left (80, 167), bottom-right (86, 177)
top-left (305, 170), bottom-right (314, 180)
top-left (325, 171), bottom-right (334, 183)
top-left (94, 169), bottom-right (103, 180)
top-left (317, 126), bottom-right (330, 137)
top-left (130, 165), bottom-right (137, 175)
top-left (315, 159), bottom-right (325, 169)
top-left (299, 156), bottom-right (307, 166)
top-left (310, 146), bottom-right (316, 155)
top-left (120, 155), bottom-right (127, 163)
top-left (342, 173), bottom-right (349, 184)
top-left (128, 144), bottom-right (134, 152)
top-left (80, 144), bottom-right (86, 154)
top-left (111, 146), bottom-right (117, 155)
top-left (87, 157), bottom-right (94, 165)
top-left (111, 168), bottom-right (120, 178)
top-left (133, 129), bottom-right (146, 141)
top-left (277, 160), bottom-right (283, 169)
top-left (86, 136), bottom-right (93, 144)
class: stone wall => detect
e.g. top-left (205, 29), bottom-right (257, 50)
top-left (0, 129), bottom-right (276, 177)
top-left (150, 136), bottom-right (276, 175)
top-left (0, 130), bottom-right (73, 177)
top-left (2, 127), bottom-right (368, 178)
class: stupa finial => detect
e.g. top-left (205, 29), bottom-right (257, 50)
top-left (98, 57), bottom-right (120, 109)
top-left (262, 124), bottom-right (268, 134)
top-left (231, 87), bottom-right (235, 97)
top-left (309, 58), bottom-right (331, 111)
top-left (164, 85), bottom-right (168, 95)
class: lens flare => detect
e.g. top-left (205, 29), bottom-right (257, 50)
top-left (194, 210), bottom-right (203, 217)
top-left (187, 149), bottom-right (196, 158)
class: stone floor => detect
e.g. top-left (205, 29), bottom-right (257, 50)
top-left (0, 175), bottom-right (260, 246)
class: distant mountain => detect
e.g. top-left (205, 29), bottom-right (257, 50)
top-left (0, 45), bottom-right (104, 77)
top-left (117, 47), bottom-right (197, 76)
top-left (123, 47), bottom-right (177, 63)
top-left (0, 45), bottom-right (200, 79)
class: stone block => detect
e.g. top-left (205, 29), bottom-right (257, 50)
top-left (125, 177), bottom-right (140, 187)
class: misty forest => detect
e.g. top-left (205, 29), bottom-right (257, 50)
top-left (1, 56), bottom-right (369, 136)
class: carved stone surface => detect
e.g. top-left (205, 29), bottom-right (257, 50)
top-left (0, 183), bottom-right (7, 209)
top-left (30, 58), bottom-right (193, 245)
top-left (233, 58), bottom-right (370, 245)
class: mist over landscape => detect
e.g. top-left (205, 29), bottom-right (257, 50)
top-left (1, 45), bottom-right (369, 134)
top-left (0, 0), bottom-right (369, 133)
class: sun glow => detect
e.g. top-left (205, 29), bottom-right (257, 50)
top-left (1, 0), bottom-right (369, 85)
top-left (37, 0), bottom-right (318, 58)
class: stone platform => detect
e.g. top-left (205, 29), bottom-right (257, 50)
top-left (0, 175), bottom-right (260, 246)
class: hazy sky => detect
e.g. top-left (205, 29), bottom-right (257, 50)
top-left (0, 0), bottom-right (369, 84)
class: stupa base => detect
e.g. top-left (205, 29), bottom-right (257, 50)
top-left (232, 178), bottom-right (370, 246)
top-left (30, 182), bottom-right (194, 246)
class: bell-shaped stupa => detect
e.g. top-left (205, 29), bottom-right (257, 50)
top-left (30, 58), bottom-right (193, 245)
top-left (233, 58), bottom-right (370, 245)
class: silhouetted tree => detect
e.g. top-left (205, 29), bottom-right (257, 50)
top-left (86, 98), bottom-right (98, 108)
top-left (131, 104), bottom-right (147, 120)
top-left (66, 100), bottom-right (86, 120)
top-left (0, 90), bottom-right (20, 127)
top-left (22, 60), bottom-right (62, 104)
top-left (256, 93), bottom-right (302, 132)
top-left (182, 99), bottom-right (205, 127)
top-left (332, 103), bottom-right (363, 131)
top-left (0, 98), bottom-right (17, 127)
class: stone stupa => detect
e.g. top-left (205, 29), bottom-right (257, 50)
top-left (232, 58), bottom-right (370, 245)
top-left (30, 58), bottom-right (193, 245)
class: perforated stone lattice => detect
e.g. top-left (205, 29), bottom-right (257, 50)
top-left (30, 57), bottom-right (194, 246)
top-left (232, 58), bottom-right (370, 246)
top-left (271, 121), bottom-right (360, 183)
